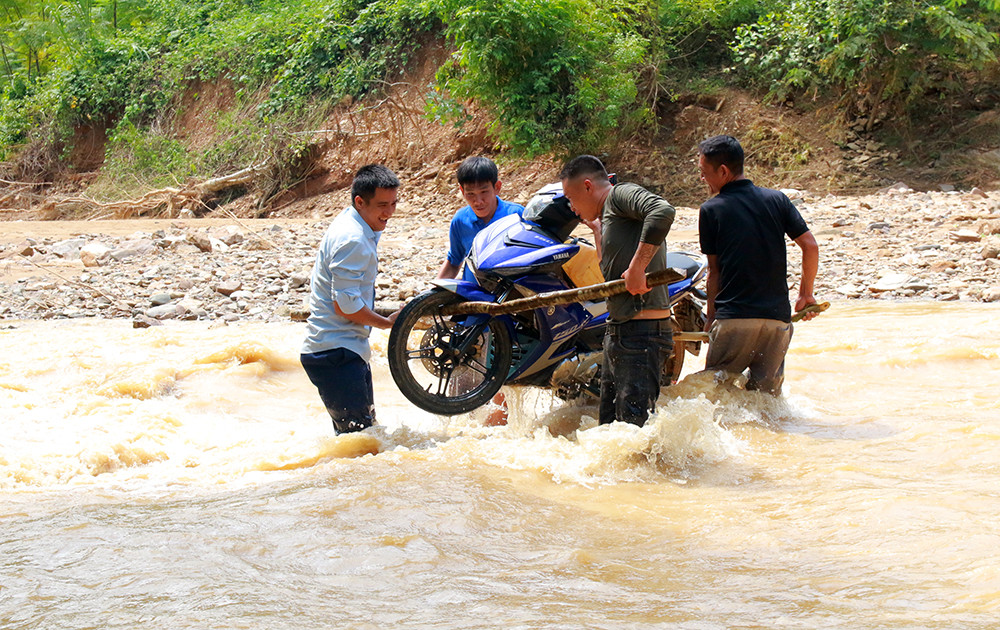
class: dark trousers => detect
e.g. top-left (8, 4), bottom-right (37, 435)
top-left (300, 348), bottom-right (375, 434)
top-left (599, 319), bottom-right (673, 426)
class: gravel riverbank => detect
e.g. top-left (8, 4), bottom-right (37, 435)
top-left (2, 184), bottom-right (999, 324)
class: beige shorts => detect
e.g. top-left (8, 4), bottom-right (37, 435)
top-left (705, 318), bottom-right (793, 395)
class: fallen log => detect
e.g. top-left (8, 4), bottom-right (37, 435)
top-left (49, 162), bottom-right (271, 219)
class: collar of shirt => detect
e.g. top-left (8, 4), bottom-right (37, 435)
top-left (471, 197), bottom-right (510, 228)
top-left (719, 178), bottom-right (754, 194)
top-left (345, 205), bottom-right (382, 244)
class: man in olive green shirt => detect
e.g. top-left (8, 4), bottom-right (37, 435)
top-left (560, 155), bottom-right (676, 426)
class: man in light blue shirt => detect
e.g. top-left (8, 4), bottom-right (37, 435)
top-left (437, 156), bottom-right (524, 283)
top-left (301, 165), bottom-right (401, 434)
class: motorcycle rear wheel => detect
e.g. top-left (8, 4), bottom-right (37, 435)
top-left (388, 289), bottom-right (513, 416)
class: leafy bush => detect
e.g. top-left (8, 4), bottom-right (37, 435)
top-left (1, 0), bottom-right (998, 175)
top-left (731, 0), bottom-right (999, 114)
top-left (85, 120), bottom-right (197, 201)
top-left (430, 0), bottom-right (678, 153)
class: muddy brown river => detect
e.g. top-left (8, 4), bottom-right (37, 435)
top-left (2, 301), bottom-right (998, 628)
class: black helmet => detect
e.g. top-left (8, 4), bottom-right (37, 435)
top-left (523, 183), bottom-right (580, 242)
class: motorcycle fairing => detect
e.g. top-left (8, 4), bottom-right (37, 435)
top-left (471, 214), bottom-right (580, 276)
top-left (505, 274), bottom-right (596, 381)
top-left (431, 279), bottom-right (496, 304)
top-left (429, 279), bottom-right (497, 327)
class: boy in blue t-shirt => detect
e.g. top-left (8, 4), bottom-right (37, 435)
top-left (437, 156), bottom-right (523, 426)
top-left (437, 156), bottom-right (524, 282)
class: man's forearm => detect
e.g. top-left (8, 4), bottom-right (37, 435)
top-left (795, 232), bottom-right (819, 298)
top-left (704, 255), bottom-right (719, 328)
top-left (437, 260), bottom-right (461, 280)
top-left (628, 242), bottom-right (659, 273)
top-left (335, 302), bottom-right (394, 329)
top-left (706, 276), bottom-right (717, 319)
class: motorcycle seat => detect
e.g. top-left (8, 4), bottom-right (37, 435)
top-left (666, 252), bottom-right (702, 281)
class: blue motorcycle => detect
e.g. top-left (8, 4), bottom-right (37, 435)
top-left (387, 183), bottom-right (708, 416)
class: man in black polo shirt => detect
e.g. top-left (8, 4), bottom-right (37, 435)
top-left (697, 135), bottom-right (819, 394)
top-left (560, 155), bottom-right (676, 426)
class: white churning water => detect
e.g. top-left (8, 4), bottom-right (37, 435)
top-left (1, 301), bottom-right (999, 628)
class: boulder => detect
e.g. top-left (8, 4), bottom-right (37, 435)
top-left (15, 241), bottom-right (35, 257)
top-left (145, 304), bottom-right (178, 320)
top-left (870, 273), bottom-right (911, 292)
top-left (189, 232), bottom-right (213, 253)
top-left (949, 230), bottom-right (981, 243)
top-left (214, 280), bottom-right (243, 296)
top-left (290, 272), bottom-right (310, 289)
top-left (132, 314), bottom-right (163, 328)
top-left (983, 287), bottom-right (1000, 303)
top-left (50, 238), bottom-right (87, 259)
top-left (212, 226), bottom-right (245, 246)
top-left (149, 293), bottom-right (173, 306)
top-left (80, 242), bottom-right (112, 267)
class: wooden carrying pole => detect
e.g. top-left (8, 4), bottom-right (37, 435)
top-left (439, 268), bottom-right (685, 317)
top-left (671, 301), bottom-right (832, 344)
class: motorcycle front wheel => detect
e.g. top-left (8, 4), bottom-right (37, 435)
top-left (387, 289), bottom-right (513, 416)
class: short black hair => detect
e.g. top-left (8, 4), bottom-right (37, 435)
top-left (698, 135), bottom-right (744, 175)
top-left (456, 156), bottom-right (499, 186)
top-left (559, 154), bottom-right (608, 181)
top-left (352, 164), bottom-right (400, 203)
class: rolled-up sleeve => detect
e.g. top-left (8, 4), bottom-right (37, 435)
top-left (636, 191), bottom-right (675, 245)
top-left (614, 184), bottom-right (675, 245)
top-left (329, 240), bottom-right (370, 315)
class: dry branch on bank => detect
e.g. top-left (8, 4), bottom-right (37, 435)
top-left (47, 162), bottom-right (269, 220)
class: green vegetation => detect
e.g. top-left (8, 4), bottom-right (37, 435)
top-left (732, 0), bottom-right (1000, 114)
top-left (0, 0), bottom-right (997, 183)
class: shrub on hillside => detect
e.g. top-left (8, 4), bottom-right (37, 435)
top-left (731, 0), bottom-right (999, 116)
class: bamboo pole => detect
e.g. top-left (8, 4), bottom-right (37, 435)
top-left (440, 268), bottom-right (685, 317)
top-left (791, 301), bottom-right (830, 322)
top-left (672, 301), bottom-right (831, 343)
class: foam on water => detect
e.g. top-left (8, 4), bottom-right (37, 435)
top-left (367, 370), bottom-right (808, 487)
top-left (0, 321), bottom-right (814, 492)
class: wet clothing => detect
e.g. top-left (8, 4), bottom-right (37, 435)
top-left (301, 206), bottom-right (382, 433)
top-left (447, 198), bottom-right (524, 282)
top-left (600, 183), bottom-right (676, 322)
top-left (300, 348), bottom-right (376, 433)
top-left (597, 183), bottom-right (676, 425)
top-left (705, 318), bottom-right (792, 395)
top-left (302, 206), bottom-right (381, 362)
top-left (699, 179), bottom-right (809, 395)
top-left (698, 179), bottom-right (808, 322)
top-left (599, 318), bottom-right (674, 426)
